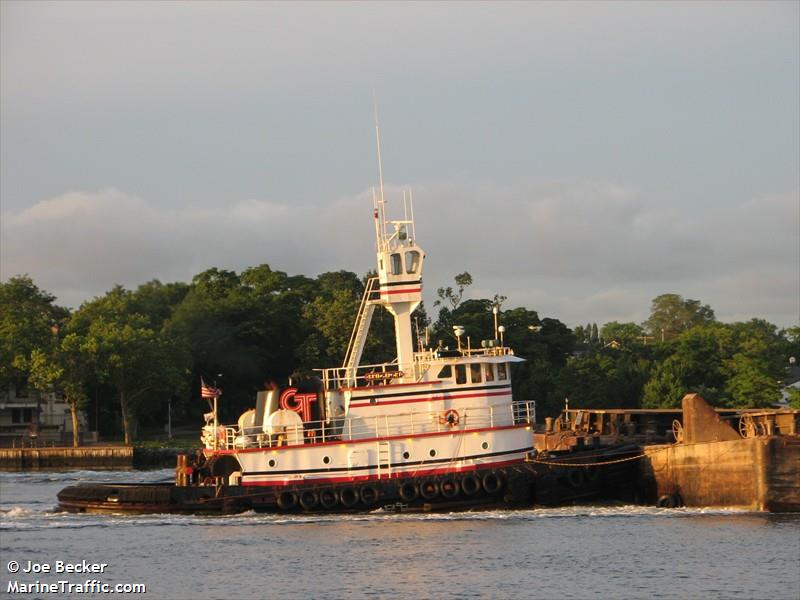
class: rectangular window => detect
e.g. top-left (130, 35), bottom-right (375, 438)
top-left (497, 363), bottom-right (508, 380)
top-left (484, 364), bottom-right (495, 382)
top-left (455, 364), bottom-right (467, 384)
top-left (23, 409), bottom-right (33, 423)
top-left (470, 363), bottom-right (482, 383)
top-left (390, 253), bottom-right (402, 275)
top-left (405, 250), bottom-right (420, 274)
top-left (437, 365), bottom-right (452, 379)
top-left (12, 408), bottom-right (21, 424)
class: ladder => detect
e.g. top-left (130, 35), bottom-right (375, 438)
top-left (376, 441), bottom-right (392, 479)
top-left (342, 277), bottom-right (379, 384)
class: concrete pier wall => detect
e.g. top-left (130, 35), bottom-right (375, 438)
top-left (0, 446), bottom-right (133, 470)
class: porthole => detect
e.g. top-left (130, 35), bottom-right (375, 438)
top-left (402, 451), bottom-right (411, 460)
top-left (481, 442), bottom-right (490, 450)
top-left (322, 456), bottom-right (331, 464)
top-left (268, 459), bottom-right (277, 468)
top-left (429, 449), bottom-right (437, 457)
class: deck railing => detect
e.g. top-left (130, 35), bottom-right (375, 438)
top-left (317, 347), bottom-right (517, 390)
top-left (206, 400), bottom-right (535, 451)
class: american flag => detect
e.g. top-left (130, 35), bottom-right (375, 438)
top-left (200, 380), bottom-right (221, 399)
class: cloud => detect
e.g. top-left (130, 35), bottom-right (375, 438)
top-left (1, 183), bottom-right (797, 327)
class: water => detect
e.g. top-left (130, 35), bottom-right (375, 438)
top-left (1, 470), bottom-right (798, 600)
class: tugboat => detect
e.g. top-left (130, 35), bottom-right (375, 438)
top-left (58, 180), bottom-right (540, 514)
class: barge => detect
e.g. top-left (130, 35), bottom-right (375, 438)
top-left (533, 394), bottom-right (800, 512)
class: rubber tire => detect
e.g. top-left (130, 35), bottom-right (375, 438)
top-left (440, 478), bottom-right (460, 499)
top-left (419, 480), bottom-right (439, 500)
top-left (567, 469), bottom-right (585, 489)
top-left (584, 466), bottom-right (600, 482)
top-left (482, 472), bottom-right (504, 494)
top-left (299, 490), bottom-right (319, 510)
top-left (461, 474), bottom-right (481, 496)
top-left (399, 481), bottom-right (419, 502)
top-left (359, 485), bottom-right (380, 506)
top-left (319, 489), bottom-right (338, 510)
top-left (339, 487), bottom-right (359, 508)
top-left (657, 493), bottom-right (681, 508)
top-left (277, 491), bottom-right (298, 510)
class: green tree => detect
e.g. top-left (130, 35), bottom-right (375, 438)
top-left (645, 293), bottom-right (715, 341)
top-left (787, 387), bottom-right (800, 410)
top-left (600, 321), bottom-right (645, 346)
top-left (434, 272), bottom-right (473, 311)
top-left (641, 319), bottom-right (787, 408)
top-left (77, 287), bottom-right (187, 444)
top-left (642, 325), bottom-right (727, 407)
top-left (0, 276), bottom-right (68, 390)
top-left (27, 332), bottom-right (94, 447)
top-left (723, 353), bottom-right (780, 408)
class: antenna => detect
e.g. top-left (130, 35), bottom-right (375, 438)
top-left (373, 92), bottom-right (386, 211)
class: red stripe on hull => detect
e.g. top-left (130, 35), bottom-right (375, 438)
top-left (240, 456), bottom-right (528, 487)
top-left (349, 388), bottom-right (511, 408)
top-left (343, 380), bottom-right (444, 392)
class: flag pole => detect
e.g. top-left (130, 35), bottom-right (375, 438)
top-left (213, 395), bottom-right (219, 450)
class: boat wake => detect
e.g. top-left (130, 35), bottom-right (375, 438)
top-left (0, 501), bottom-right (756, 532)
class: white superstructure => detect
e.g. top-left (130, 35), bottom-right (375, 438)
top-left (201, 184), bottom-right (534, 490)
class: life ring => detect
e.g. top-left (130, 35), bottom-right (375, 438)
top-left (216, 427), bottom-right (227, 446)
top-left (277, 490), bottom-right (298, 510)
top-left (299, 490), bottom-right (319, 510)
top-left (439, 409), bottom-right (460, 427)
top-left (399, 481), bottom-right (419, 502)
top-left (440, 477), bottom-right (460, 499)
top-left (461, 474), bottom-right (481, 496)
top-left (359, 485), bottom-right (380, 506)
top-left (339, 487), bottom-right (359, 508)
top-left (567, 468), bottom-right (585, 489)
top-left (420, 480), bottom-right (439, 500)
top-left (482, 472), bottom-right (504, 494)
top-left (319, 488), bottom-right (338, 510)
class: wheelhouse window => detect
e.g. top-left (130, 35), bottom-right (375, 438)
top-left (455, 364), bottom-right (467, 384)
top-left (470, 363), bottom-right (482, 383)
top-left (405, 250), bottom-right (420, 274)
top-left (437, 365), bottom-right (452, 379)
top-left (484, 364), bottom-right (495, 382)
top-left (497, 363), bottom-right (508, 380)
top-left (390, 253), bottom-right (402, 275)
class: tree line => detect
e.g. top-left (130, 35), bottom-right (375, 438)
top-left (2, 269), bottom-right (798, 446)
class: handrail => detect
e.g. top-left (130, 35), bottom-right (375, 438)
top-left (341, 277), bottom-right (379, 379)
top-left (207, 400), bottom-right (536, 451)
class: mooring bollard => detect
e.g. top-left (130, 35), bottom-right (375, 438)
top-left (175, 454), bottom-right (189, 487)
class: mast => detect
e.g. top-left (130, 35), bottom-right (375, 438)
top-left (370, 109), bottom-right (424, 382)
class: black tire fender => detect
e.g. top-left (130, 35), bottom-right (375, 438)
top-left (359, 485), bottom-right (380, 506)
top-left (277, 490), bottom-right (298, 510)
top-left (339, 487), bottom-right (359, 508)
top-left (482, 472), bottom-right (504, 494)
top-left (419, 480), bottom-right (439, 500)
top-left (461, 474), bottom-right (481, 496)
top-left (399, 481), bottom-right (419, 502)
top-left (567, 468), bottom-right (585, 489)
top-left (319, 488), bottom-right (338, 510)
top-left (299, 490), bottom-right (319, 510)
top-left (440, 478), bottom-right (460, 499)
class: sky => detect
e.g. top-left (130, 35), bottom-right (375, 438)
top-left (1, 1), bottom-right (798, 330)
